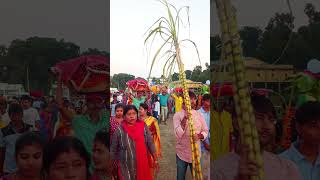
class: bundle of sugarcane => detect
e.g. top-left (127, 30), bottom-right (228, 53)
top-left (176, 47), bottom-right (202, 180)
top-left (215, 0), bottom-right (264, 179)
top-left (144, 0), bottom-right (202, 179)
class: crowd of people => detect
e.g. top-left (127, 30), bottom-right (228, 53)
top-left (0, 71), bottom-right (110, 180)
top-left (3, 78), bottom-right (318, 180)
top-left (211, 94), bottom-right (320, 180)
top-left (110, 87), bottom-right (211, 180)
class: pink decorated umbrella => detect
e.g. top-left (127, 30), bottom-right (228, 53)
top-left (51, 55), bottom-right (109, 93)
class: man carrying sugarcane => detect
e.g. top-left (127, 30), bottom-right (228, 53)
top-left (173, 91), bottom-right (208, 180)
top-left (280, 101), bottom-right (320, 180)
top-left (212, 95), bottom-right (302, 180)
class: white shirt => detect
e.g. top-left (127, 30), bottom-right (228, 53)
top-left (154, 101), bottom-right (160, 112)
top-left (117, 95), bottom-right (123, 102)
top-left (23, 107), bottom-right (40, 129)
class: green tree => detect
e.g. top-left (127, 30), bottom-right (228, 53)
top-left (239, 26), bottom-right (262, 57)
top-left (210, 35), bottom-right (221, 62)
top-left (185, 70), bottom-right (192, 80)
top-left (191, 66), bottom-right (202, 82)
top-left (171, 72), bottom-right (179, 81)
top-left (3, 37), bottom-right (81, 93)
top-left (259, 13), bottom-right (294, 65)
top-left (0, 45), bottom-right (7, 57)
top-left (305, 3), bottom-right (320, 24)
top-left (111, 73), bottom-right (135, 90)
top-left (81, 48), bottom-right (109, 57)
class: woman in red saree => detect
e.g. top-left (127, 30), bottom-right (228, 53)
top-left (110, 105), bottom-right (159, 180)
top-left (139, 103), bottom-right (162, 178)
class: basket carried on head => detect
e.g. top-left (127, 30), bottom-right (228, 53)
top-left (126, 78), bottom-right (151, 96)
top-left (51, 55), bottom-right (109, 93)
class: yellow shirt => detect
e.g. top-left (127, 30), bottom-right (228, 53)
top-left (172, 94), bottom-right (183, 112)
top-left (211, 110), bottom-right (233, 161)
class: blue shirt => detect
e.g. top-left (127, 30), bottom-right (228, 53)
top-left (198, 107), bottom-right (210, 153)
top-left (158, 94), bottom-right (170, 107)
top-left (279, 141), bottom-right (320, 180)
top-left (0, 123), bottom-right (32, 173)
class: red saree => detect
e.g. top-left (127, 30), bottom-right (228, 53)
top-left (122, 121), bottom-right (152, 180)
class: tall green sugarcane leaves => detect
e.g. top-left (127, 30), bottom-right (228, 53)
top-left (145, 0), bottom-right (199, 82)
top-left (146, 1), bottom-right (203, 178)
top-left (144, 17), bottom-right (170, 37)
top-left (179, 39), bottom-right (201, 66)
top-left (162, 53), bottom-right (176, 78)
top-left (145, 26), bottom-right (169, 45)
top-left (167, 55), bottom-right (176, 82)
top-left (147, 36), bottom-right (173, 80)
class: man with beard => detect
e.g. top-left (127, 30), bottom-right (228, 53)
top-left (280, 101), bottom-right (320, 180)
top-left (212, 95), bottom-right (302, 180)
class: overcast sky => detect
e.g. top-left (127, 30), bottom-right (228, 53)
top-left (0, 0), bottom-right (109, 52)
top-left (1, 0), bottom-right (319, 77)
top-left (111, 0), bottom-right (210, 78)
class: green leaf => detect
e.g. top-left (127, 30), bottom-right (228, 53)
top-left (179, 39), bottom-right (201, 66)
top-left (148, 36), bottom-right (173, 80)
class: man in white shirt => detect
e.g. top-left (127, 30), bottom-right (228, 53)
top-left (20, 95), bottom-right (40, 130)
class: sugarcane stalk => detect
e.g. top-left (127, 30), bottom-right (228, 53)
top-left (176, 45), bottom-right (202, 180)
top-left (215, 0), bottom-right (264, 179)
top-left (145, 0), bottom-right (203, 178)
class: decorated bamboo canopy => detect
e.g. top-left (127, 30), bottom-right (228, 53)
top-left (171, 79), bottom-right (203, 88)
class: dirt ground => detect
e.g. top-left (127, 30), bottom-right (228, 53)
top-left (155, 114), bottom-right (193, 180)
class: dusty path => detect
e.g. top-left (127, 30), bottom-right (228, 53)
top-left (155, 114), bottom-right (192, 180)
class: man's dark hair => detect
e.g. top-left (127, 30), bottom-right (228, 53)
top-left (20, 95), bottom-right (31, 101)
top-left (188, 91), bottom-right (197, 100)
top-left (251, 95), bottom-right (277, 119)
top-left (251, 95), bottom-right (282, 142)
top-left (295, 101), bottom-right (320, 125)
top-left (8, 103), bottom-right (23, 116)
top-left (202, 94), bottom-right (210, 102)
